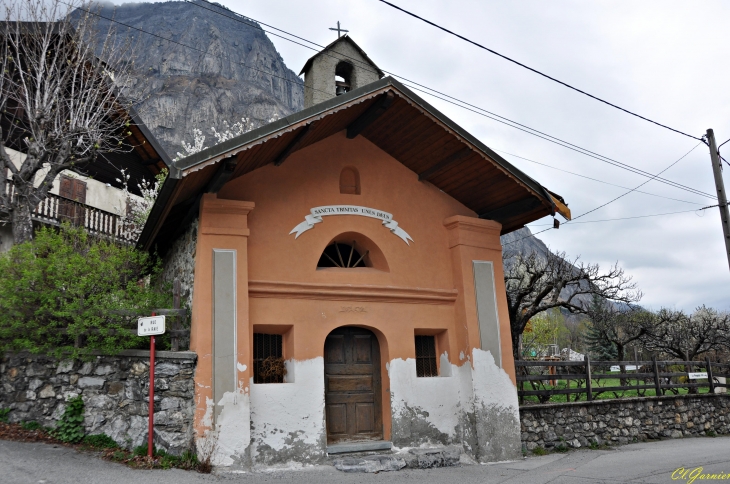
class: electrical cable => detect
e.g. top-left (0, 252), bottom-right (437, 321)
top-left (73, 1), bottom-right (717, 202)
top-left (182, 0), bottom-right (717, 200)
top-left (494, 149), bottom-right (705, 205)
top-left (529, 209), bottom-right (702, 225)
top-left (504, 142), bottom-right (703, 245)
top-left (563, 142), bottom-right (702, 222)
top-left (377, 0), bottom-right (702, 141)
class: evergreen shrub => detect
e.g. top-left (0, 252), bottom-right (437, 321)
top-left (0, 225), bottom-right (170, 358)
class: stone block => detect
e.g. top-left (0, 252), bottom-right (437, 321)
top-left (108, 382), bottom-right (124, 395)
top-left (161, 397), bottom-right (183, 411)
top-left (154, 363), bottom-right (181, 377)
top-left (334, 455), bottom-right (406, 473)
top-left (94, 365), bottom-right (114, 376)
top-left (28, 378), bottom-right (43, 392)
top-left (130, 362), bottom-right (147, 376)
top-left (39, 385), bottom-right (55, 399)
top-left (404, 446), bottom-right (461, 469)
top-left (56, 360), bottom-right (74, 374)
top-left (78, 362), bottom-right (94, 375)
top-left (78, 377), bottom-right (105, 389)
top-left (26, 363), bottom-right (47, 377)
top-left (86, 394), bottom-right (115, 410)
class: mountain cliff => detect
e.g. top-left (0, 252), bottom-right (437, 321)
top-left (91, 1), bottom-right (556, 257)
top-left (92, 0), bottom-right (304, 157)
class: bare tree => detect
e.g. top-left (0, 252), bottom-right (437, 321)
top-left (641, 306), bottom-right (730, 361)
top-left (503, 249), bottom-right (641, 359)
top-left (1, 0), bottom-right (139, 243)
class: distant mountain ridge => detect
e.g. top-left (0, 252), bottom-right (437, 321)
top-left (90, 1), bottom-right (556, 257)
top-left (91, 0), bottom-right (304, 157)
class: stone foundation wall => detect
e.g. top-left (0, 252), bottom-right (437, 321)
top-left (161, 218), bottom-right (198, 314)
top-left (520, 394), bottom-right (730, 451)
top-left (0, 350), bottom-right (196, 455)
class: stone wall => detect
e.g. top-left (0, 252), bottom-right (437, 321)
top-left (0, 350), bottom-right (196, 455)
top-left (161, 218), bottom-right (198, 315)
top-left (520, 394), bottom-right (730, 451)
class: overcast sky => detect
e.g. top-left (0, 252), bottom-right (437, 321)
top-left (114, 0), bottom-right (730, 311)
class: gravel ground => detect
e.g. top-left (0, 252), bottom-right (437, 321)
top-left (2, 436), bottom-right (729, 484)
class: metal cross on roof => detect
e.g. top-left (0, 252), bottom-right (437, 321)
top-left (329, 21), bottom-right (349, 38)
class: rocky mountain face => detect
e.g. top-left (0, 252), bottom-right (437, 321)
top-left (90, 1), bottom-right (556, 257)
top-left (92, 0), bottom-right (304, 158)
top-left (500, 227), bottom-right (550, 259)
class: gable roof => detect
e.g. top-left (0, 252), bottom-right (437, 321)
top-left (299, 35), bottom-right (385, 78)
top-left (138, 77), bottom-right (570, 252)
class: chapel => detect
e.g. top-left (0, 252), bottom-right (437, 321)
top-left (140, 35), bottom-right (571, 467)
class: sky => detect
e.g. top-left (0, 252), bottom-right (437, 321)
top-left (110, 0), bottom-right (730, 311)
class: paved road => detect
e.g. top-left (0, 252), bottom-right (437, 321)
top-left (1, 437), bottom-right (729, 484)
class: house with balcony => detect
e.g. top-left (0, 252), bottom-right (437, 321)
top-left (0, 112), bottom-right (170, 251)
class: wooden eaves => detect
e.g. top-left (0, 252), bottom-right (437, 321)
top-left (138, 77), bottom-right (570, 253)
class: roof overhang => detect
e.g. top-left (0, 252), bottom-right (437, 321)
top-left (139, 77), bottom-right (569, 252)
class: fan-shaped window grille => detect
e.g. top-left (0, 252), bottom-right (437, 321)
top-left (317, 241), bottom-right (369, 268)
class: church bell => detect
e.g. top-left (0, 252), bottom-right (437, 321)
top-left (335, 80), bottom-right (350, 96)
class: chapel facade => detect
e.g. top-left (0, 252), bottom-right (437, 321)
top-left (140, 36), bottom-right (570, 468)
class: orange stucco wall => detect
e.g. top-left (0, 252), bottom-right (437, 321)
top-left (191, 130), bottom-right (517, 440)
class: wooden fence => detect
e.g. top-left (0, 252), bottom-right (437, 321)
top-left (5, 180), bottom-right (135, 243)
top-left (516, 357), bottom-right (730, 404)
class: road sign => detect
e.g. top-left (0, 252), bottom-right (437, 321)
top-left (138, 315), bottom-right (165, 336)
top-left (688, 372), bottom-right (708, 380)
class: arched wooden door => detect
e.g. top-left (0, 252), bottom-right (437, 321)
top-left (324, 327), bottom-right (383, 443)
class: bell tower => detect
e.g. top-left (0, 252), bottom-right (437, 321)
top-left (299, 35), bottom-right (384, 108)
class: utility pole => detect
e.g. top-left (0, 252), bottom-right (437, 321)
top-left (706, 129), bottom-right (730, 271)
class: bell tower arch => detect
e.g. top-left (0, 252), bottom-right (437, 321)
top-left (300, 36), bottom-right (384, 108)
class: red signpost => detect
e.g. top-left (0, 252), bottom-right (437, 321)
top-left (138, 313), bottom-right (165, 459)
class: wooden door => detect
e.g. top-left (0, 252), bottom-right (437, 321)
top-left (58, 175), bottom-right (86, 226)
top-left (324, 327), bottom-right (383, 444)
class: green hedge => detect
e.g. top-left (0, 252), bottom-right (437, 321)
top-left (0, 225), bottom-right (170, 359)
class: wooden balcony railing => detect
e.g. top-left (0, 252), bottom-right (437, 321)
top-left (5, 180), bottom-right (136, 243)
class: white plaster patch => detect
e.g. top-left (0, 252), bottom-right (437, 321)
top-left (439, 352), bottom-right (453, 377)
top-left (201, 396), bottom-right (214, 428)
top-left (470, 349), bottom-right (519, 420)
top-left (249, 357), bottom-right (326, 466)
top-left (212, 390), bottom-right (251, 467)
top-left (237, 363), bottom-right (247, 372)
top-left (388, 357), bottom-right (474, 439)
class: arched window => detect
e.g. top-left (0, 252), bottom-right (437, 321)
top-left (335, 61), bottom-right (353, 96)
top-left (339, 166), bottom-right (360, 194)
top-left (317, 241), bottom-right (369, 268)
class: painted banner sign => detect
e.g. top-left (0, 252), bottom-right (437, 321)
top-left (688, 372), bottom-right (708, 380)
top-left (289, 205), bottom-right (413, 245)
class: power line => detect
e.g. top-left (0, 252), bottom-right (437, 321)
top-left (403, 83), bottom-right (716, 199)
top-left (529, 201), bottom-right (727, 226)
top-left (377, 0), bottom-right (702, 141)
top-left (504, 142), bottom-right (703, 245)
top-left (566, 142), bottom-right (702, 221)
top-left (528, 208), bottom-right (706, 226)
top-left (183, 0), bottom-right (717, 201)
top-left (78, 0), bottom-right (716, 202)
top-left (494, 149), bottom-right (705, 205)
